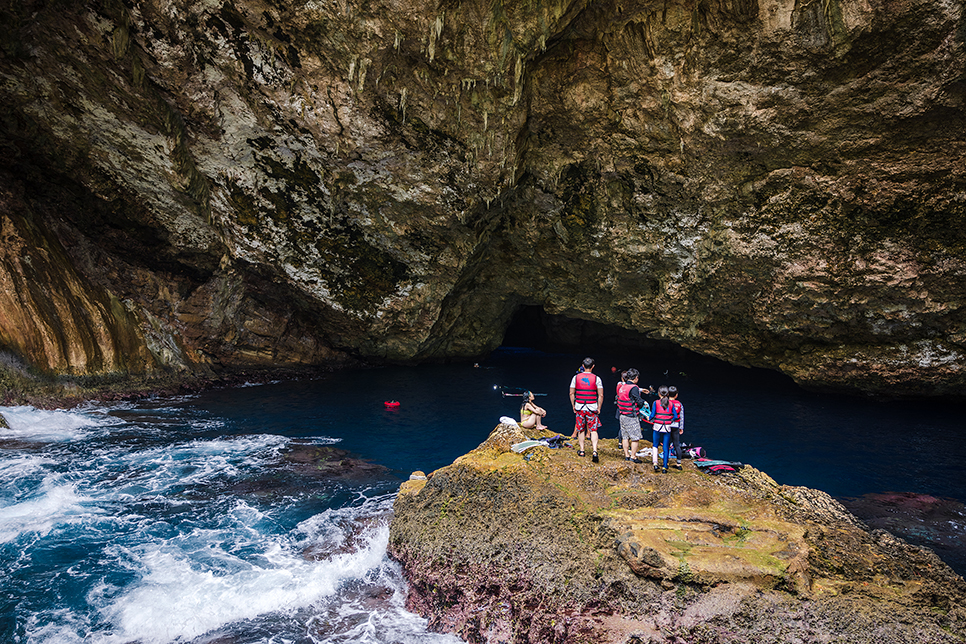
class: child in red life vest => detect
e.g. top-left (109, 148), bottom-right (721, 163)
top-left (646, 385), bottom-right (675, 473)
top-left (668, 385), bottom-right (685, 471)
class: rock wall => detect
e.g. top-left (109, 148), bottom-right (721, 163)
top-left (0, 0), bottom-right (964, 395)
top-left (389, 423), bottom-right (966, 643)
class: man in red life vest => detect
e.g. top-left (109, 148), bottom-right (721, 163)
top-left (569, 357), bottom-right (604, 463)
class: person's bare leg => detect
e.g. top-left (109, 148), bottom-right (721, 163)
top-left (536, 410), bottom-right (548, 429)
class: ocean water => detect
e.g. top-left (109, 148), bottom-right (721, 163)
top-left (1, 347), bottom-right (965, 643)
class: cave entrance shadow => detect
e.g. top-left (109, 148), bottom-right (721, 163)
top-left (498, 305), bottom-right (786, 388)
top-left (503, 305), bottom-right (683, 356)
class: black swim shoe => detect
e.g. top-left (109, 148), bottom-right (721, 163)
top-left (662, 467), bottom-right (668, 474)
top-left (653, 464), bottom-right (659, 473)
top-left (592, 452), bottom-right (599, 463)
top-left (630, 458), bottom-right (644, 464)
top-left (673, 463), bottom-right (683, 471)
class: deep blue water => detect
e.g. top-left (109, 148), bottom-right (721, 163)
top-left (1, 347), bottom-right (964, 643)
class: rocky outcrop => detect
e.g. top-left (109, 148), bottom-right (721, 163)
top-left (389, 423), bottom-right (966, 643)
top-left (0, 0), bottom-right (964, 395)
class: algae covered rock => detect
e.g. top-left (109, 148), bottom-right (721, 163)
top-left (389, 425), bottom-right (966, 643)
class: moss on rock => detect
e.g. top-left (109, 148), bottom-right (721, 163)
top-left (390, 424), bottom-right (966, 643)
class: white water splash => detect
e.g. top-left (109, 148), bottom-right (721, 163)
top-left (0, 476), bottom-right (98, 543)
top-left (0, 405), bottom-right (120, 442)
top-left (6, 398), bottom-right (461, 644)
top-left (95, 510), bottom-right (391, 643)
top-left (0, 454), bottom-right (56, 479)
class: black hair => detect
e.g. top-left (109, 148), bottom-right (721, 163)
top-left (520, 391), bottom-right (532, 413)
top-left (657, 385), bottom-right (669, 410)
top-left (668, 385), bottom-right (678, 397)
top-left (625, 368), bottom-right (639, 381)
top-left (582, 357), bottom-right (595, 370)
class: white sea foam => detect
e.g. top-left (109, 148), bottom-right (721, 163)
top-left (23, 608), bottom-right (93, 644)
top-left (0, 454), bottom-right (56, 479)
top-left (236, 380), bottom-right (282, 387)
top-left (294, 435), bottom-right (344, 446)
top-left (300, 554), bottom-right (464, 644)
top-left (95, 515), bottom-right (393, 643)
top-left (88, 434), bottom-right (291, 501)
top-left (0, 405), bottom-right (120, 442)
top-left (0, 476), bottom-right (98, 544)
top-left (8, 397), bottom-right (456, 644)
top-left (18, 482), bottom-right (460, 644)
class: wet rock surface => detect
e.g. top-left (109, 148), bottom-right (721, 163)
top-left (389, 423), bottom-right (966, 643)
top-left (841, 492), bottom-right (966, 578)
top-left (225, 442), bottom-right (389, 500)
top-left (280, 441), bottom-right (389, 480)
top-left (1, 0), bottom-right (965, 397)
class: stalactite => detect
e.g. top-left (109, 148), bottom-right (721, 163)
top-left (348, 55), bottom-right (358, 83)
top-left (358, 58), bottom-right (369, 91)
top-left (429, 12), bottom-right (445, 62)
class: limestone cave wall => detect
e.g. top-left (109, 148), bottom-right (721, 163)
top-left (0, 0), bottom-right (964, 395)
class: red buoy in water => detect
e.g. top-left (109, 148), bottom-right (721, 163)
top-left (384, 400), bottom-right (400, 408)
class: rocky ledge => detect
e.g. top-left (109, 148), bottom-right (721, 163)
top-left (389, 422), bottom-right (966, 643)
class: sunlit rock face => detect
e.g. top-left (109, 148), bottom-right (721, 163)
top-left (0, 0), bottom-right (963, 394)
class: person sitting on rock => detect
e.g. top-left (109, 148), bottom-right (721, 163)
top-left (520, 391), bottom-right (548, 430)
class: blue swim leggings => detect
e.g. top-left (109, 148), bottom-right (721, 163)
top-left (652, 430), bottom-right (671, 468)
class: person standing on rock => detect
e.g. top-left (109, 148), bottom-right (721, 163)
top-left (570, 357), bottom-right (604, 463)
top-left (668, 385), bottom-right (685, 470)
top-left (647, 385), bottom-right (676, 473)
top-left (616, 368), bottom-right (647, 463)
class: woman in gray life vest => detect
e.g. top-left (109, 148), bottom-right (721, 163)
top-left (615, 368), bottom-right (650, 464)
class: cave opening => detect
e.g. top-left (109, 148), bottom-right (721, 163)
top-left (502, 305), bottom-right (682, 355)
top-left (501, 305), bottom-right (551, 349)
top-left (499, 304), bottom-right (772, 385)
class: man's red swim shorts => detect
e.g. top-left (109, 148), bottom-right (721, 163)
top-left (574, 409), bottom-right (601, 434)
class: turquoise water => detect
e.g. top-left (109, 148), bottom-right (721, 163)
top-left (1, 347), bottom-right (964, 643)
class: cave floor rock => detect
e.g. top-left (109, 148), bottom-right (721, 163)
top-left (389, 422), bottom-right (966, 643)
